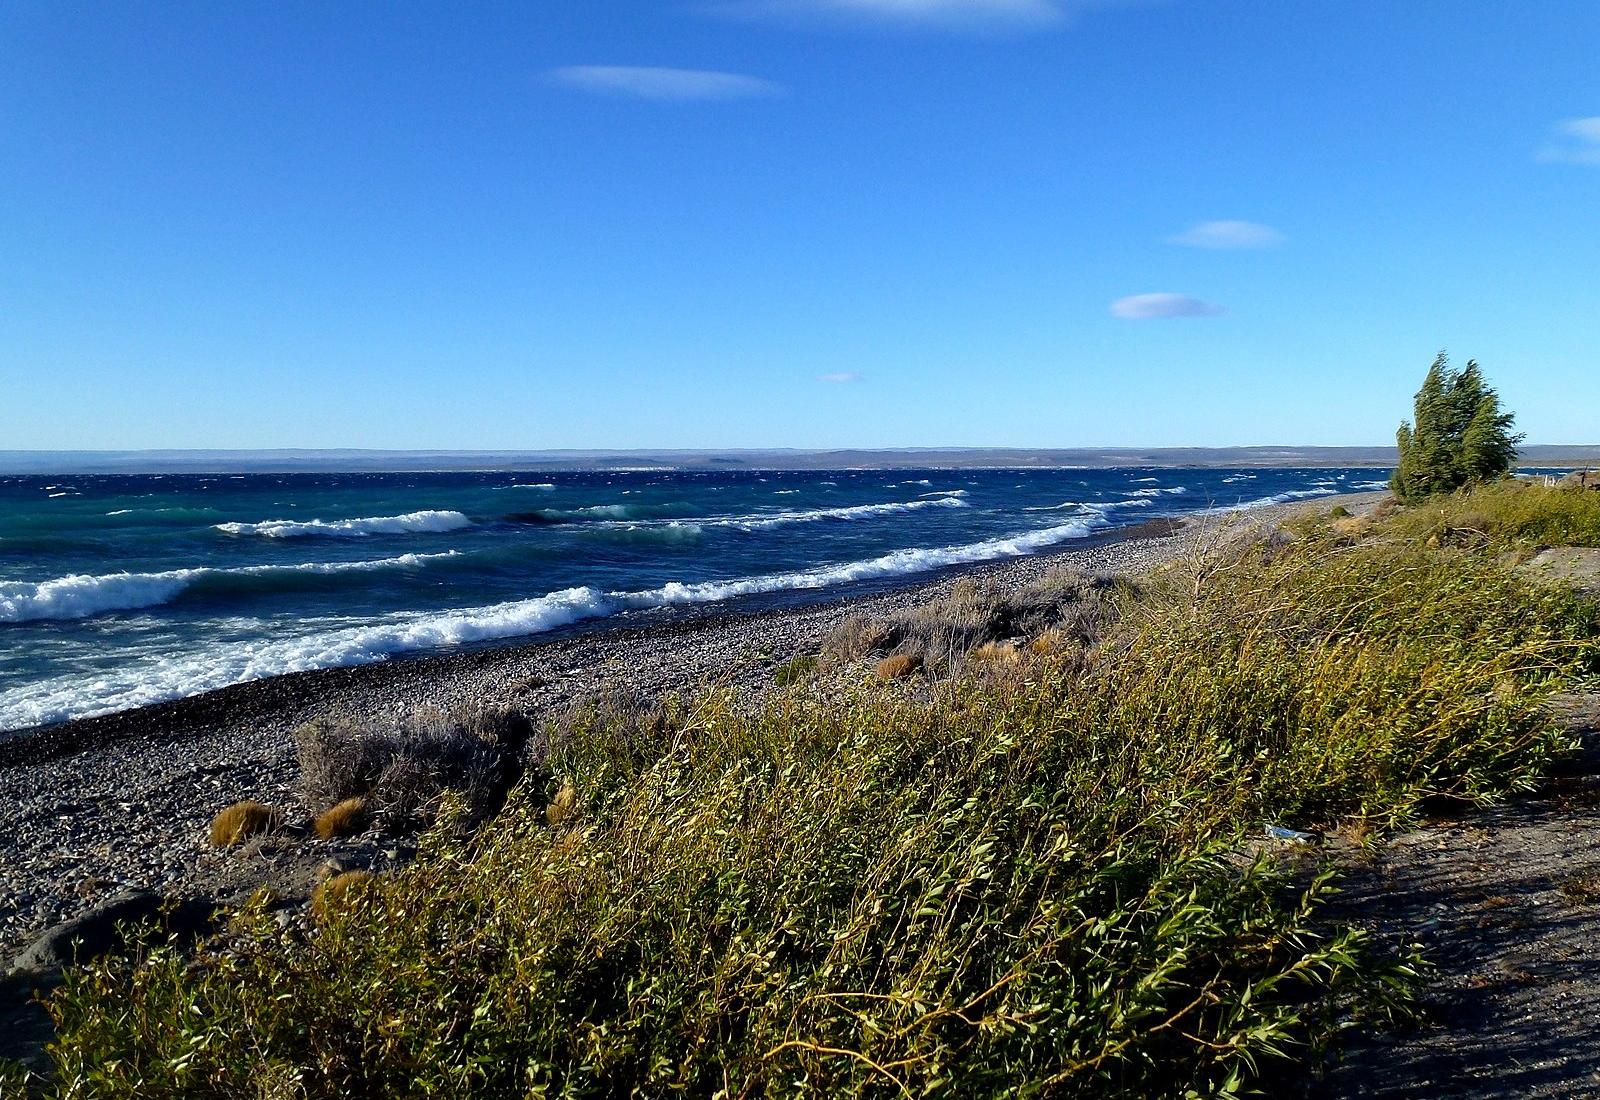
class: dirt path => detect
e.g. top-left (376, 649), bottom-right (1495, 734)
top-left (1313, 690), bottom-right (1600, 1098)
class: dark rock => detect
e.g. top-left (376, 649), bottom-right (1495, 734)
top-left (9, 890), bottom-right (214, 976)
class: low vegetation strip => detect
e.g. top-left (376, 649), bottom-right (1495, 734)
top-left (9, 482), bottom-right (1600, 1098)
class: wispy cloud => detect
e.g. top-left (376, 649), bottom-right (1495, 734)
top-left (819, 371), bottom-right (863, 383)
top-left (1166, 220), bottom-right (1285, 250)
top-left (548, 66), bottom-right (782, 101)
top-left (1537, 116), bottom-right (1600, 166)
top-left (1109, 293), bottom-right (1225, 320)
top-left (708, 0), bottom-right (1080, 33)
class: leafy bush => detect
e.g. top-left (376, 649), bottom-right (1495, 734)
top-left (34, 517), bottom-right (1598, 1098)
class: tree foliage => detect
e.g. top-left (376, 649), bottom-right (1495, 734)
top-left (1391, 352), bottom-right (1523, 501)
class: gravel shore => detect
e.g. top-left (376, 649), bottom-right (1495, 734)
top-left (0, 498), bottom-right (1370, 960)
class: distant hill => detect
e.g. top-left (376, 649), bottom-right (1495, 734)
top-left (1, 445), bottom-right (1596, 475)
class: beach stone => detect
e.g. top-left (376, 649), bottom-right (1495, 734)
top-left (1521, 547), bottom-right (1600, 595)
top-left (8, 890), bottom-right (212, 975)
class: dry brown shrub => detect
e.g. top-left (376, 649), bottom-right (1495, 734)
top-left (294, 705), bottom-right (532, 832)
top-left (821, 615), bottom-right (892, 665)
top-left (313, 797), bottom-right (369, 840)
top-left (208, 801), bottom-right (282, 847)
top-left (969, 641), bottom-right (1022, 665)
top-left (875, 653), bottom-right (920, 680)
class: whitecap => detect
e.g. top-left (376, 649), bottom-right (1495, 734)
top-left (711, 496), bottom-right (968, 531)
top-left (215, 510), bottom-right (472, 538)
top-left (0, 552), bottom-right (460, 624)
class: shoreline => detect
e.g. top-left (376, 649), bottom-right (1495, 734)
top-left (0, 495), bottom-right (1377, 958)
top-left (0, 514), bottom-right (1190, 764)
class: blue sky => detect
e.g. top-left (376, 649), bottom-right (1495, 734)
top-left (2, 1), bottom-right (1597, 450)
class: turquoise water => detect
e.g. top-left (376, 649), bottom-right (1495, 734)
top-left (0, 467), bottom-right (1387, 731)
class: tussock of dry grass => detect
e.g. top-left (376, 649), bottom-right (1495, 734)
top-left (313, 797), bottom-right (369, 840)
top-left (207, 801), bottom-right (281, 847)
top-left (545, 784), bottom-right (577, 826)
top-left (874, 652), bottom-right (920, 680)
top-left (310, 870), bottom-right (375, 922)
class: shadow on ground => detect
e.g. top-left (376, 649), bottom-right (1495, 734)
top-left (1311, 692), bottom-right (1600, 1099)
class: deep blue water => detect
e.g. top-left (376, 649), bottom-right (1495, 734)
top-left (0, 467), bottom-right (1389, 731)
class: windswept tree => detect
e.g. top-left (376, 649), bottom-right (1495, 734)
top-left (1391, 352), bottom-right (1523, 501)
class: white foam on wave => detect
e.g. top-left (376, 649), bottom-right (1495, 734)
top-left (918, 489), bottom-right (968, 498)
top-left (215, 510), bottom-right (472, 538)
top-left (1127, 486), bottom-right (1189, 498)
top-left (0, 516), bottom-right (1109, 730)
top-left (0, 552), bottom-right (459, 624)
top-left (712, 496), bottom-right (968, 531)
top-left (1223, 487), bottom-right (1341, 511)
top-left (1025, 498), bottom-right (1152, 514)
top-left (1221, 475), bottom-right (1255, 483)
top-left (502, 483), bottom-right (556, 491)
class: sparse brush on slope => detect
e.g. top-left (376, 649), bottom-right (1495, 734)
top-left (37, 491), bottom-right (1600, 1098)
top-left (825, 568), bottom-right (1126, 675)
top-left (1385, 478), bottom-right (1600, 550)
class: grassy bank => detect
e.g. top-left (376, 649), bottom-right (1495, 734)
top-left (10, 484), bottom-right (1600, 1098)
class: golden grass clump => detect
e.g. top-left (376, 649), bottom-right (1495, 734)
top-left (1029, 628), bottom-right (1069, 656)
top-left (969, 641), bottom-right (1022, 665)
top-left (208, 801), bottom-right (281, 847)
top-left (545, 783), bottom-right (577, 826)
top-left (310, 870), bottom-right (375, 922)
top-left (874, 653), bottom-right (920, 680)
top-left (313, 797), bottom-right (368, 840)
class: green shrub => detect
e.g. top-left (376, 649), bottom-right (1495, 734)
top-left (772, 653), bottom-right (818, 687)
top-left (1386, 479), bottom-right (1600, 549)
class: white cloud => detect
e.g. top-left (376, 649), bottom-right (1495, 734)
top-left (819, 371), bottom-right (863, 383)
top-left (1538, 116), bottom-right (1600, 165)
top-left (549, 66), bottom-right (782, 101)
top-left (708, 0), bottom-right (1078, 32)
top-left (1109, 293), bottom-right (1225, 320)
top-left (1166, 220), bottom-right (1285, 249)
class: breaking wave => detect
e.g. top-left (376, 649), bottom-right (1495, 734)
top-left (0, 552), bottom-right (459, 624)
top-left (711, 496), bottom-right (968, 531)
top-left (215, 510), bottom-right (472, 538)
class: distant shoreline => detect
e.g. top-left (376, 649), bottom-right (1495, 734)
top-left (2, 446), bottom-right (1595, 476)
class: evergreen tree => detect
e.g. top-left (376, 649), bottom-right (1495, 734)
top-left (1391, 352), bottom-right (1523, 501)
